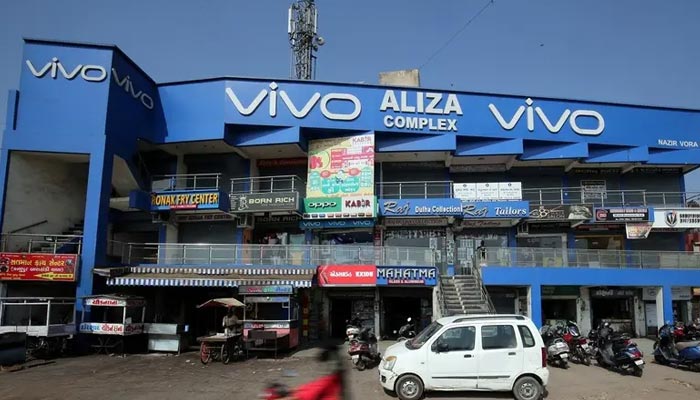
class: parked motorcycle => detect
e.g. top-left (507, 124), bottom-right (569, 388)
top-left (394, 317), bottom-right (416, 342)
top-left (653, 323), bottom-right (700, 372)
top-left (262, 343), bottom-right (345, 400)
top-left (595, 322), bottom-right (644, 377)
top-left (562, 321), bottom-right (592, 366)
top-left (540, 325), bottom-right (570, 369)
top-left (345, 314), bottom-right (361, 343)
top-left (348, 327), bottom-right (380, 371)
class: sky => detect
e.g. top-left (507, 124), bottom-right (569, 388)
top-left (1, 0), bottom-right (699, 191)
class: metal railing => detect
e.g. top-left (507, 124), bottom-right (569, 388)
top-left (230, 175), bottom-right (306, 195)
top-left (476, 246), bottom-right (700, 269)
top-left (123, 243), bottom-right (436, 267)
top-left (472, 263), bottom-right (496, 313)
top-left (0, 233), bottom-right (83, 254)
top-left (377, 181), bottom-right (453, 199)
top-left (521, 187), bottom-right (700, 208)
top-left (151, 173), bottom-right (222, 191)
top-left (0, 297), bottom-right (76, 330)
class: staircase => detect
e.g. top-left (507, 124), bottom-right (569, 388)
top-left (37, 221), bottom-right (84, 253)
top-left (439, 272), bottom-right (495, 316)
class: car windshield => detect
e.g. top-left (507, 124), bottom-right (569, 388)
top-left (406, 321), bottom-right (443, 349)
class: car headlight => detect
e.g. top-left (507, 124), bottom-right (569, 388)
top-left (383, 356), bottom-right (397, 371)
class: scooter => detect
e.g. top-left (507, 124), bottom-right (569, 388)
top-left (595, 323), bottom-right (644, 377)
top-left (540, 325), bottom-right (570, 369)
top-left (345, 315), bottom-right (361, 343)
top-left (348, 327), bottom-right (380, 371)
top-left (394, 317), bottom-right (416, 342)
top-left (562, 321), bottom-right (592, 366)
top-left (653, 323), bottom-right (700, 372)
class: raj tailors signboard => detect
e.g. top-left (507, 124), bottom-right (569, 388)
top-left (317, 265), bottom-right (376, 287)
top-left (652, 209), bottom-right (700, 229)
top-left (230, 192), bottom-right (299, 213)
top-left (0, 253), bottom-right (78, 282)
top-left (305, 134), bottom-right (375, 219)
top-left (376, 266), bottom-right (438, 286)
top-left (151, 190), bottom-right (222, 211)
top-left (462, 201), bottom-right (530, 218)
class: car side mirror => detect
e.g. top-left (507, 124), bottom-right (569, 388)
top-left (436, 343), bottom-right (449, 353)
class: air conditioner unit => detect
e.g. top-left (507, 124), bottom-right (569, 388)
top-left (236, 214), bottom-right (254, 229)
top-left (516, 222), bottom-right (529, 235)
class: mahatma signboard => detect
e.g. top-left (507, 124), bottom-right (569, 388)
top-left (376, 266), bottom-right (438, 286)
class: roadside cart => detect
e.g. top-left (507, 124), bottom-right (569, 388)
top-left (0, 297), bottom-right (75, 359)
top-left (240, 285), bottom-right (300, 356)
top-left (78, 295), bottom-right (146, 354)
top-left (196, 298), bottom-right (245, 365)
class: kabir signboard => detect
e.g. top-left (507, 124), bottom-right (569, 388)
top-left (230, 192), bottom-right (299, 213)
top-left (651, 209), bottom-right (700, 229)
top-left (0, 253), bottom-right (78, 282)
top-left (594, 207), bottom-right (652, 223)
top-left (303, 196), bottom-right (376, 219)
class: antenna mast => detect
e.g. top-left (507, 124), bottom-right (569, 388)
top-left (288, 0), bottom-right (324, 80)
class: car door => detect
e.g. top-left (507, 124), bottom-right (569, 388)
top-left (426, 325), bottom-right (478, 390)
top-left (477, 324), bottom-right (523, 391)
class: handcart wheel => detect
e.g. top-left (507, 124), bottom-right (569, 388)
top-left (221, 343), bottom-right (231, 365)
top-left (200, 342), bottom-right (212, 364)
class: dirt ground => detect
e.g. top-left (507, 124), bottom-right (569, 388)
top-left (1, 341), bottom-right (699, 400)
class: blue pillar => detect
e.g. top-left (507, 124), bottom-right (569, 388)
top-left (76, 149), bottom-right (113, 314)
top-left (0, 148), bottom-right (11, 230)
top-left (530, 284), bottom-right (543, 328)
top-left (662, 285), bottom-right (674, 323)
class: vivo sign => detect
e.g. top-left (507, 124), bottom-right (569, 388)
top-left (26, 57), bottom-right (107, 82)
top-left (488, 98), bottom-right (605, 136)
top-left (226, 82), bottom-right (361, 121)
top-left (26, 58), bottom-right (154, 110)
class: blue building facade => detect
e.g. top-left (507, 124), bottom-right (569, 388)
top-left (2, 39), bottom-right (700, 342)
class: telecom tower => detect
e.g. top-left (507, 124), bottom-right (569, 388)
top-left (288, 0), bottom-right (324, 80)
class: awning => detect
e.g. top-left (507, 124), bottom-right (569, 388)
top-left (103, 266), bottom-right (315, 288)
top-left (197, 298), bottom-right (245, 308)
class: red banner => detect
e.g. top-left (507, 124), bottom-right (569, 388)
top-left (0, 253), bottom-right (78, 282)
top-left (317, 265), bottom-right (376, 287)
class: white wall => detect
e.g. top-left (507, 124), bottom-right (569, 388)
top-left (2, 152), bottom-right (88, 249)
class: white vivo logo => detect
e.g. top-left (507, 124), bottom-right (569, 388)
top-left (226, 82), bottom-right (361, 121)
top-left (111, 68), bottom-right (154, 110)
top-left (26, 57), bottom-right (107, 82)
top-left (489, 98), bottom-right (605, 136)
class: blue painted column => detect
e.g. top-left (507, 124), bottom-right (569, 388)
top-left (76, 148), bottom-right (113, 314)
top-left (0, 148), bottom-right (11, 230)
top-left (661, 285), bottom-right (674, 324)
top-left (530, 284), bottom-right (543, 328)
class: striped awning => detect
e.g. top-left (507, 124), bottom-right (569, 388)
top-left (102, 266), bottom-right (315, 288)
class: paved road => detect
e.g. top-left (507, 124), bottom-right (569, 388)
top-left (0, 341), bottom-right (698, 400)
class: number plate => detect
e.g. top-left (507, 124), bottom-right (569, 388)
top-left (560, 353), bottom-right (568, 358)
top-left (634, 359), bottom-right (644, 366)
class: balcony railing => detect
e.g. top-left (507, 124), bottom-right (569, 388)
top-left (377, 181), bottom-right (453, 199)
top-left (230, 175), bottom-right (305, 195)
top-left (151, 173), bottom-right (222, 191)
top-left (522, 187), bottom-right (700, 208)
top-left (123, 243), bottom-right (436, 267)
top-left (0, 233), bottom-right (83, 254)
top-left (468, 246), bottom-right (700, 270)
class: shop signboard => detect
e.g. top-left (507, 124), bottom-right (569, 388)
top-left (376, 266), bottom-right (438, 286)
top-left (528, 205), bottom-right (593, 221)
top-left (625, 223), bottom-right (653, 239)
top-left (454, 182), bottom-right (523, 201)
top-left (0, 253), bottom-right (78, 282)
top-left (642, 287), bottom-right (692, 301)
top-left (581, 180), bottom-right (607, 202)
top-left (238, 285), bottom-right (294, 295)
top-left (78, 322), bottom-right (144, 335)
top-left (594, 207), bottom-right (652, 223)
top-left (243, 321), bottom-right (290, 329)
top-left (84, 297), bottom-right (145, 307)
top-left (303, 195), bottom-right (376, 219)
top-left (317, 265), bottom-right (376, 287)
top-left (230, 192), bottom-right (299, 213)
top-left (175, 213), bottom-right (236, 223)
top-left (651, 209), bottom-right (700, 229)
top-left (591, 288), bottom-right (636, 298)
top-left (461, 201), bottom-right (530, 219)
top-left (306, 134), bottom-right (374, 197)
top-left (257, 158), bottom-right (307, 168)
top-left (379, 198), bottom-right (462, 217)
top-left (383, 217), bottom-right (448, 227)
top-left (299, 219), bottom-right (375, 229)
top-left (541, 286), bottom-right (580, 297)
top-left (256, 215), bottom-right (302, 225)
top-left (150, 190), bottom-right (223, 211)
top-left (498, 182), bottom-right (522, 201)
top-left (459, 219), bottom-right (514, 228)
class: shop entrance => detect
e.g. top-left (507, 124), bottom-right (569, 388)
top-left (329, 296), bottom-right (375, 338)
top-left (542, 299), bottom-right (577, 326)
top-left (383, 297), bottom-right (421, 338)
top-left (590, 287), bottom-right (636, 334)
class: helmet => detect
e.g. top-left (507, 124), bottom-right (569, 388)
top-left (603, 322), bottom-right (610, 328)
top-left (407, 317), bottom-right (412, 322)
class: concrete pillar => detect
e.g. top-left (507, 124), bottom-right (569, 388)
top-left (633, 295), bottom-right (646, 337)
top-left (529, 285), bottom-right (543, 327)
top-left (656, 285), bottom-right (674, 327)
top-left (578, 287), bottom-right (592, 335)
top-left (0, 148), bottom-right (11, 231)
top-left (374, 288), bottom-right (381, 338)
top-left (76, 150), bottom-right (114, 314)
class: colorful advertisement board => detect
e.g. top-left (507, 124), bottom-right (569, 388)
top-left (306, 134), bottom-right (374, 197)
top-left (0, 253), bottom-right (78, 282)
top-left (317, 265), bottom-right (376, 287)
top-left (303, 195), bottom-right (376, 219)
top-left (151, 190), bottom-right (222, 211)
top-left (652, 209), bottom-right (700, 229)
top-left (376, 266), bottom-right (438, 286)
top-left (79, 322), bottom-right (144, 335)
top-left (379, 198), bottom-right (463, 217)
top-left (625, 223), bottom-right (653, 239)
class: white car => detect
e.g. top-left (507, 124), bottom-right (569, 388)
top-left (379, 314), bottom-right (549, 400)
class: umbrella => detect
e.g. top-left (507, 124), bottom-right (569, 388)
top-left (197, 298), bottom-right (245, 309)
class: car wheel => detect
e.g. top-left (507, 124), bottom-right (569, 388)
top-left (395, 374), bottom-right (423, 400)
top-left (513, 376), bottom-right (543, 400)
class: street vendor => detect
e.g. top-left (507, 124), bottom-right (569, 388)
top-left (222, 308), bottom-right (242, 335)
